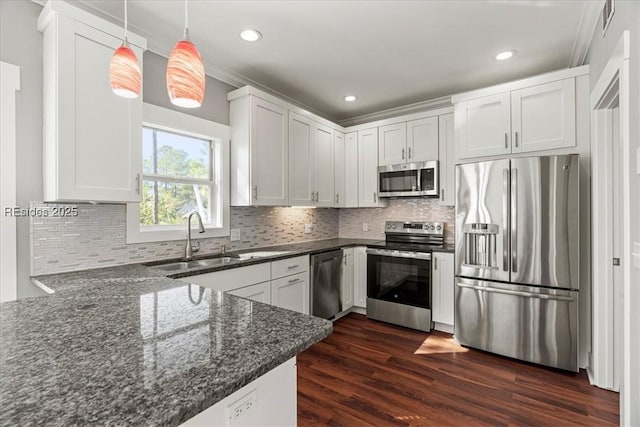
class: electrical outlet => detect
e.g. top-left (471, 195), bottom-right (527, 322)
top-left (230, 229), bottom-right (241, 241)
top-left (227, 390), bottom-right (257, 422)
top-left (304, 224), bottom-right (313, 234)
top-left (362, 223), bottom-right (369, 232)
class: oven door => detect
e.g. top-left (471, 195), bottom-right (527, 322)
top-left (366, 249), bottom-right (431, 309)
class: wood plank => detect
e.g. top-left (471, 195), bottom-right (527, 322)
top-left (298, 313), bottom-right (619, 426)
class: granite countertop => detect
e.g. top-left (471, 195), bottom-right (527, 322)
top-left (1, 266), bottom-right (332, 425)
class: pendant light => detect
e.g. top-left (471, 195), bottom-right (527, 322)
top-left (166, 0), bottom-right (205, 108)
top-left (109, 0), bottom-right (141, 98)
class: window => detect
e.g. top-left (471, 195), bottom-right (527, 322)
top-left (127, 103), bottom-right (229, 243)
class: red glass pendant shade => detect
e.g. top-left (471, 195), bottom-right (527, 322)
top-left (166, 39), bottom-right (205, 108)
top-left (109, 43), bottom-right (141, 98)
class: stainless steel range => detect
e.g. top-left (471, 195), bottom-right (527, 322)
top-left (366, 221), bottom-right (444, 332)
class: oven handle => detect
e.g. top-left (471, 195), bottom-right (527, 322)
top-left (366, 248), bottom-right (431, 260)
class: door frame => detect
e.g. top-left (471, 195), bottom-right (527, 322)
top-left (589, 30), bottom-right (632, 424)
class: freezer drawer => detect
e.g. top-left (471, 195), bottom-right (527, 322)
top-left (454, 277), bottom-right (578, 371)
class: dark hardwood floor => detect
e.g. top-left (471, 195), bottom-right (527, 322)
top-left (297, 313), bottom-right (619, 426)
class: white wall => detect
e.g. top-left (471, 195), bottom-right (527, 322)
top-left (585, 1), bottom-right (640, 424)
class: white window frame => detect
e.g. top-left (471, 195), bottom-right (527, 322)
top-left (126, 103), bottom-right (230, 243)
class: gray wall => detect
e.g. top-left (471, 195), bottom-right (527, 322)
top-left (143, 51), bottom-right (236, 125)
top-left (0, 0), bottom-right (44, 298)
top-left (0, 0), bottom-right (236, 298)
top-left (585, 1), bottom-right (640, 423)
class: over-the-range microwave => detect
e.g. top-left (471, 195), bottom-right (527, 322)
top-left (378, 161), bottom-right (439, 198)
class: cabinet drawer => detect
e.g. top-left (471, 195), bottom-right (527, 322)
top-left (179, 262), bottom-right (271, 292)
top-left (271, 272), bottom-right (309, 315)
top-left (271, 255), bottom-right (309, 279)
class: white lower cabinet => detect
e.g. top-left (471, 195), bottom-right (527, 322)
top-left (353, 246), bottom-right (368, 308)
top-left (228, 281), bottom-right (271, 304)
top-left (271, 272), bottom-right (309, 315)
top-left (180, 256), bottom-right (309, 315)
top-left (432, 252), bottom-right (454, 330)
top-left (181, 357), bottom-right (296, 426)
top-left (340, 248), bottom-right (355, 312)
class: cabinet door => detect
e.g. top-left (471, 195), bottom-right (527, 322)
top-left (344, 132), bottom-right (359, 208)
top-left (358, 128), bottom-right (380, 207)
top-left (312, 122), bottom-right (334, 207)
top-left (333, 132), bottom-right (346, 208)
top-left (407, 117), bottom-right (438, 163)
top-left (455, 92), bottom-right (511, 160)
top-left (271, 272), bottom-right (309, 315)
top-left (250, 97), bottom-right (288, 205)
top-left (227, 281), bottom-right (271, 304)
top-left (511, 79), bottom-right (576, 153)
top-left (340, 248), bottom-right (355, 311)
top-left (50, 17), bottom-right (142, 202)
top-left (288, 112), bottom-right (313, 206)
top-left (438, 113), bottom-right (455, 206)
top-left (378, 123), bottom-right (407, 166)
top-left (432, 252), bottom-right (455, 326)
top-left (353, 247), bottom-right (368, 308)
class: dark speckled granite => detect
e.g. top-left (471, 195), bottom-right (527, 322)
top-left (3, 270), bottom-right (332, 425)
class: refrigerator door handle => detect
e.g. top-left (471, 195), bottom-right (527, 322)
top-left (503, 169), bottom-right (510, 271)
top-left (511, 168), bottom-right (518, 273)
top-left (456, 282), bottom-right (574, 302)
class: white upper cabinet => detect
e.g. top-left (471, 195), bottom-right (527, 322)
top-left (334, 132), bottom-right (346, 208)
top-left (38, 2), bottom-right (146, 203)
top-left (511, 79), bottom-right (576, 153)
top-left (288, 112), bottom-right (313, 206)
top-left (312, 122), bottom-right (334, 207)
top-left (407, 116), bottom-right (439, 163)
top-left (455, 92), bottom-right (511, 160)
top-left (344, 132), bottom-right (359, 208)
top-left (378, 123), bottom-right (407, 166)
top-left (438, 113), bottom-right (455, 206)
top-left (358, 128), bottom-right (384, 207)
top-left (454, 70), bottom-right (580, 161)
top-left (230, 95), bottom-right (288, 206)
top-left (289, 114), bottom-right (334, 207)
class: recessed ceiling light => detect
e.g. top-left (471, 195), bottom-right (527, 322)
top-left (344, 95), bottom-right (357, 102)
top-left (496, 50), bottom-right (517, 61)
top-left (240, 29), bottom-right (262, 42)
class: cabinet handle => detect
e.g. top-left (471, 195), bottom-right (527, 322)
top-left (515, 131), bottom-right (519, 147)
top-left (408, 147), bottom-right (412, 159)
top-left (504, 133), bottom-right (508, 149)
top-left (440, 189), bottom-right (444, 201)
top-left (287, 264), bottom-right (300, 269)
top-left (373, 191), bottom-right (377, 203)
top-left (434, 256), bottom-right (438, 270)
top-left (288, 278), bottom-right (301, 284)
top-left (335, 193), bottom-right (340, 204)
top-left (401, 148), bottom-right (405, 160)
top-left (316, 191), bottom-right (319, 202)
top-left (253, 185), bottom-right (258, 200)
top-left (343, 255), bottom-right (347, 266)
top-left (135, 174), bottom-right (140, 195)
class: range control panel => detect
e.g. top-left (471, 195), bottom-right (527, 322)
top-left (385, 221), bottom-right (444, 235)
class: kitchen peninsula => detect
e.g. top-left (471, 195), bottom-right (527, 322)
top-left (0, 264), bottom-right (332, 426)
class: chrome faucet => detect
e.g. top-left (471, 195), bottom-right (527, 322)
top-left (185, 211), bottom-right (205, 260)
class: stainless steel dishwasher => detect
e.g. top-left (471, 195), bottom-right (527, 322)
top-left (310, 249), bottom-right (343, 319)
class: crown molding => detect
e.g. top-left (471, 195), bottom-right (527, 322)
top-left (569, 0), bottom-right (601, 67)
top-left (338, 96), bottom-right (452, 127)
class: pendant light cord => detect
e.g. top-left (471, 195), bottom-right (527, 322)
top-left (184, 0), bottom-right (190, 39)
top-left (124, 0), bottom-right (128, 42)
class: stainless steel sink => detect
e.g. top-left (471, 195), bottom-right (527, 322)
top-left (237, 250), bottom-right (293, 260)
top-left (149, 257), bottom-right (236, 271)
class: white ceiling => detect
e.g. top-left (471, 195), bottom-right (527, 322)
top-left (75, 0), bottom-right (599, 124)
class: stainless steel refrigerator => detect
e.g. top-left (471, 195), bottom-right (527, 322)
top-left (454, 155), bottom-right (580, 371)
